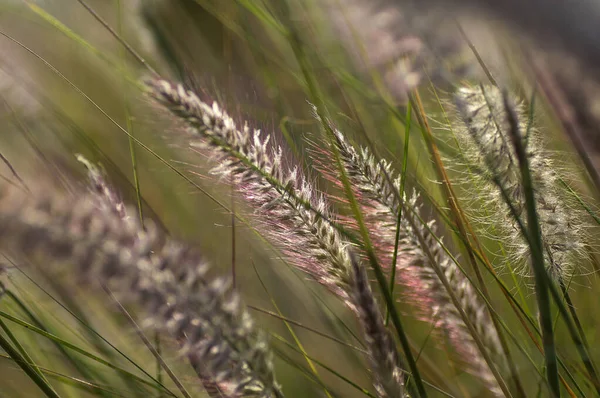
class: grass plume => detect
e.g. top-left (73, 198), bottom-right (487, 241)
top-left (320, 128), bottom-right (504, 395)
top-left (0, 185), bottom-right (283, 398)
top-left (453, 84), bottom-right (586, 281)
top-left (349, 252), bottom-right (407, 398)
top-left (146, 78), bottom-right (356, 304)
top-left (76, 154), bottom-right (128, 220)
top-left (3, 1), bottom-right (600, 395)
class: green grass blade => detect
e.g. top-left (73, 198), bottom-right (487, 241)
top-left (504, 92), bottom-right (559, 396)
top-left (386, 100), bottom-right (411, 325)
top-left (0, 310), bottom-right (175, 396)
top-left (0, 319), bottom-right (61, 398)
top-left (253, 264), bottom-right (333, 398)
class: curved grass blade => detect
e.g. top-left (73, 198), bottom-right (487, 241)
top-left (502, 91), bottom-right (559, 396)
top-left (0, 320), bottom-right (60, 398)
top-left (4, 290), bottom-right (115, 398)
top-left (0, 311), bottom-right (176, 396)
top-left (253, 264), bottom-right (333, 398)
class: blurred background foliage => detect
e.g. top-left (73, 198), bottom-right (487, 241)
top-left (0, 0), bottom-right (599, 397)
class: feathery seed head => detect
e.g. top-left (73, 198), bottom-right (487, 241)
top-left (147, 78), bottom-right (357, 306)
top-left (321, 126), bottom-right (503, 394)
top-left (76, 154), bottom-right (128, 220)
top-left (0, 186), bottom-right (283, 398)
top-left (349, 252), bottom-right (407, 398)
top-left (454, 84), bottom-right (586, 280)
top-left (326, 0), bottom-right (482, 103)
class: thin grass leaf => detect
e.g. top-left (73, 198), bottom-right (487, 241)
top-left (0, 320), bottom-right (61, 398)
top-left (253, 263), bottom-right (334, 398)
top-left (0, 310), bottom-right (176, 395)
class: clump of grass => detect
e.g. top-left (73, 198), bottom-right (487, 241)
top-left (3, 1), bottom-right (600, 397)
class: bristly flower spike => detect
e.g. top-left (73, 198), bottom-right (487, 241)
top-left (146, 78), bottom-right (356, 305)
top-left (453, 84), bottom-right (586, 281)
top-left (319, 127), bottom-right (504, 395)
top-left (0, 186), bottom-right (284, 398)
